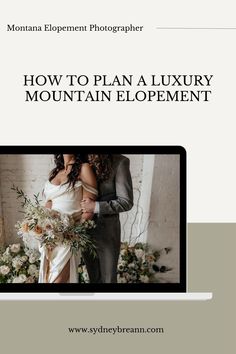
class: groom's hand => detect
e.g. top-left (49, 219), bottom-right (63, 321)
top-left (81, 198), bottom-right (96, 213)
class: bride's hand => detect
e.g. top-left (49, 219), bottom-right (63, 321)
top-left (81, 198), bottom-right (96, 213)
top-left (45, 200), bottom-right (52, 209)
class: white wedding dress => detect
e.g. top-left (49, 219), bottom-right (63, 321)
top-left (38, 180), bottom-right (97, 283)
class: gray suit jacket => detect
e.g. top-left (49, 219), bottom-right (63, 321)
top-left (83, 154), bottom-right (133, 283)
top-left (98, 154), bottom-right (133, 215)
top-left (94, 154), bottom-right (133, 250)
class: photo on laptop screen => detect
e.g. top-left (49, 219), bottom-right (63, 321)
top-left (0, 146), bottom-right (186, 293)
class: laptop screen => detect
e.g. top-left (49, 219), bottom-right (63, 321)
top-left (0, 146), bottom-right (186, 293)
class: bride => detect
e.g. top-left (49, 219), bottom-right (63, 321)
top-left (38, 154), bottom-right (97, 283)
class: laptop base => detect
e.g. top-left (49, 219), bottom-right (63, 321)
top-left (0, 292), bottom-right (212, 301)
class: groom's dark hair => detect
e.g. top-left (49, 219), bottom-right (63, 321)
top-left (87, 154), bottom-right (113, 182)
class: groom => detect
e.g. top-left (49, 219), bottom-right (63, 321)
top-left (81, 154), bottom-right (133, 283)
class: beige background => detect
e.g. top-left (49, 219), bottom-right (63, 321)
top-left (0, 1), bottom-right (235, 351)
top-left (0, 224), bottom-right (235, 353)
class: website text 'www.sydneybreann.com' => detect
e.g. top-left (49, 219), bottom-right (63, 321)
top-left (68, 325), bottom-right (164, 335)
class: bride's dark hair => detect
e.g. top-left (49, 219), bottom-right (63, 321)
top-left (49, 154), bottom-right (87, 187)
top-left (87, 154), bottom-right (113, 182)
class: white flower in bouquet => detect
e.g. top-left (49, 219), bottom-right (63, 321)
top-left (28, 264), bottom-right (39, 277)
top-left (120, 259), bottom-right (126, 266)
top-left (12, 274), bottom-right (27, 283)
top-left (134, 248), bottom-right (144, 259)
top-left (20, 255), bottom-right (28, 263)
top-left (123, 272), bottom-right (131, 282)
top-left (117, 275), bottom-right (127, 283)
top-left (25, 276), bottom-right (35, 283)
top-left (10, 243), bottom-right (21, 254)
top-left (1, 252), bottom-right (12, 263)
top-left (0, 265), bottom-right (10, 275)
top-left (18, 274), bottom-right (27, 283)
top-left (24, 248), bottom-right (32, 257)
top-left (140, 275), bottom-right (149, 283)
top-left (82, 269), bottom-right (89, 283)
top-left (28, 252), bottom-right (40, 264)
top-left (117, 262), bottom-right (126, 271)
top-left (24, 248), bottom-right (40, 258)
top-left (128, 262), bottom-right (135, 269)
top-left (12, 256), bottom-right (24, 270)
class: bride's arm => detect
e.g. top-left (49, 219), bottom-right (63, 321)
top-left (42, 188), bottom-right (52, 209)
top-left (80, 163), bottom-right (97, 221)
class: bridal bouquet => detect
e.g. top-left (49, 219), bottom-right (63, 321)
top-left (12, 186), bottom-right (96, 255)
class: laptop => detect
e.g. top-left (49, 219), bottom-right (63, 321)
top-left (0, 146), bottom-right (212, 300)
